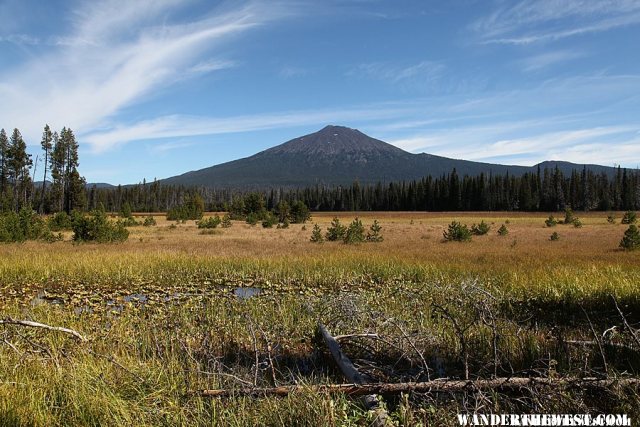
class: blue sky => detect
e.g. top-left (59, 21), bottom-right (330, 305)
top-left (1, 0), bottom-right (639, 184)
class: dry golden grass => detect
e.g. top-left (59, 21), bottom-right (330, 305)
top-left (2, 211), bottom-right (634, 271)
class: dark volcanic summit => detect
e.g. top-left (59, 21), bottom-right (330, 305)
top-left (160, 125), bottom-right (616, 188)
top-left (267, 125), bottom-right (407, 157)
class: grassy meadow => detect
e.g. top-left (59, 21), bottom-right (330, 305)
top-left (1, 211), bottom-right (639, 426)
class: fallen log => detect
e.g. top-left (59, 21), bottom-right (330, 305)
top-left (318, 322), bottom-right (394, 427)
top-left (0, 317), bottom-right (87, 341)
top-left (198, 377), bottom-right (640, 398)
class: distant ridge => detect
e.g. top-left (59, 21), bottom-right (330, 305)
top-left (158, 125), bottom-right (619, 188)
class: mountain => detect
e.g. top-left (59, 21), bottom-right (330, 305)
top-left (160, 125), bottom-right (618, 188)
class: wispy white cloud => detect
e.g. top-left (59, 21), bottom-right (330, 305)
top-left (188, 59), bottom-right (237, 74)
top-left (348, 60), bottom-right (445, 85)
top-left (472, 0), bottom-right (640, 44)
top-left (0, 0), bottom-right (291, 145)
top-left (390, 125), bottom-right (640, 166)
top-left (519, 50), bottom-right (588, 72)
top-left (83, 105), bottom-right (414, 152)
top-left (0, 33), bottom-right (40, 45)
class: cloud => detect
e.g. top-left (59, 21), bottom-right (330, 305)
top-left (349, 60), bottom-right (445, 85)
top-left (390, 125), bottom-right (640, 166)
top-left (472, 0), bottom-right (640, 44)
top-left (519, 50), bottom-right (588, 72)
top-left (0, 33), bottom-right (40, 45)
top-left (0, 0), bottom-right (290, 145)
top-left (82, 105), bottom-right (413, 152)
top-left (188, 59), bottom-right (237, 74)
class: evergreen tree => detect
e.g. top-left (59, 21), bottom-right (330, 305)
top-left (620, 224), bottom-right (640, 251)
top-left (325, 217), bottom-right (346, 241)
top-left (366, 219), bottom-right (383, 242)
top-left (39, 124), bottom-right (53, 213)
top-left (310, 223), bottom-right (324, 243)
top-left (7, 128), bottom-right (32, 212)
top-left (50, 131), bottom-right (65, 212)
top-left (0, 129), bottom-right (9, 211)
top-left (61, 128), bottom-right (83, 214)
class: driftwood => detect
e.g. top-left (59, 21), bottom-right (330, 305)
top-left (198, 377), bottom-right (640, 398)
top-left (0, 317), bottom-right (86, 341)
top-left (318, 322), bottom-right (394, 427)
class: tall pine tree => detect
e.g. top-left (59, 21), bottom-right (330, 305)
top-left (39, 124), bottom-right (53, 213)
top-left (8, 128), bottom-right (32, 212)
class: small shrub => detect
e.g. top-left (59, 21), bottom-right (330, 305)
top-left (197, 215), bottom-right (221, 229)
top-left (48, 211), bottom-right (73, 231)
top-left (72, 210), bottom-right (129, 243)
top-left (366, 220), bottom-right (383, 242)
top-left (572, 217), bottom-right (582, 228)
top-left (281, 218), bottom-right (290, 229)
top-left (471, 220), bottom-right (490, 235)
top-left (261, 213), bottom-right (277, 228)
top-left (289, 201), bottom-right (311, 224)
top-left (621, 211), bottom-right (637, 224)
top-left (120, 202), bottom-right (133, 219)
top-left (443, 221), bottom-right (471, 242)
top-left (120, 216), bottom-right (141, 227)
top-left (563, 208), bottom-right (575, 225)
top-left (143, 216), bottom-right (157, 226)
top-left (620, 224), bottom-right (640, 250)
top-left (607, 214), bottom-right (616, 224)
top-left (343, 218), bottom-right (365, 244)
top-left (0, 209), bottom-right (58, 242)
top-left (310, 224), bottom-right (324, 243)
top-left (246, 213), bottom-right (259, 226)
top-left (325, 217), bottom-right (346, 241)
top-left (221, 213), bottom-right (232, 228)
top-left (497, 224), bottom-right (509, 236)
top-left (550, 232), bottom-right (560, 241)
top-left (545, 215), bottom-right (558, 227)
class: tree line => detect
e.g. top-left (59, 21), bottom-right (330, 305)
top-left (89, 166), bottom-right (640, 214)
top-left (0, 125), bottom-right (85, 214)
top-left (2, 124), bottom-right (639, 215)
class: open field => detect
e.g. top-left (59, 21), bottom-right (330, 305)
top-left (1, 212), bottom-right (640, 426)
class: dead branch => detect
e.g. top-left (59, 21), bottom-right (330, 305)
top-left (611, 296), bottom-right (640, 349)
top-left (0, 317), bottom-right (86, 341)
top-left (334, 333), bottom-right (381, 341)
top-left (318, 322), bottom-right (394, 427)
top-left (581, 307), bottom-right (608, 374)
top-left (198, 377), bottom-right (640, 398)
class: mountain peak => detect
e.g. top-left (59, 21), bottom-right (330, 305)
top-left (263, 125), bottom-right (407, 157)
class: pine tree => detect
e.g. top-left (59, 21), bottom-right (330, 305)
top-left (310, 223), bottom-right (324, 243)
top-left (39, 124), bottom-right (53, 213)
top-left (366, 219), bottom-right (383, 242)
top-left (0, 129), bottom-right (9, 211)
top-left (620, 224), bottom-right (640, 251)
top-left (343, 218), bottom-right (365, 244)
top-left (325, 217), bottom-right (346, 241)
top-left (8, 128), bottom-right (32, 212)
top-left (62, 128), bottom-right (82, 214)
top-left (50, 131), bottom-right (65, 212)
